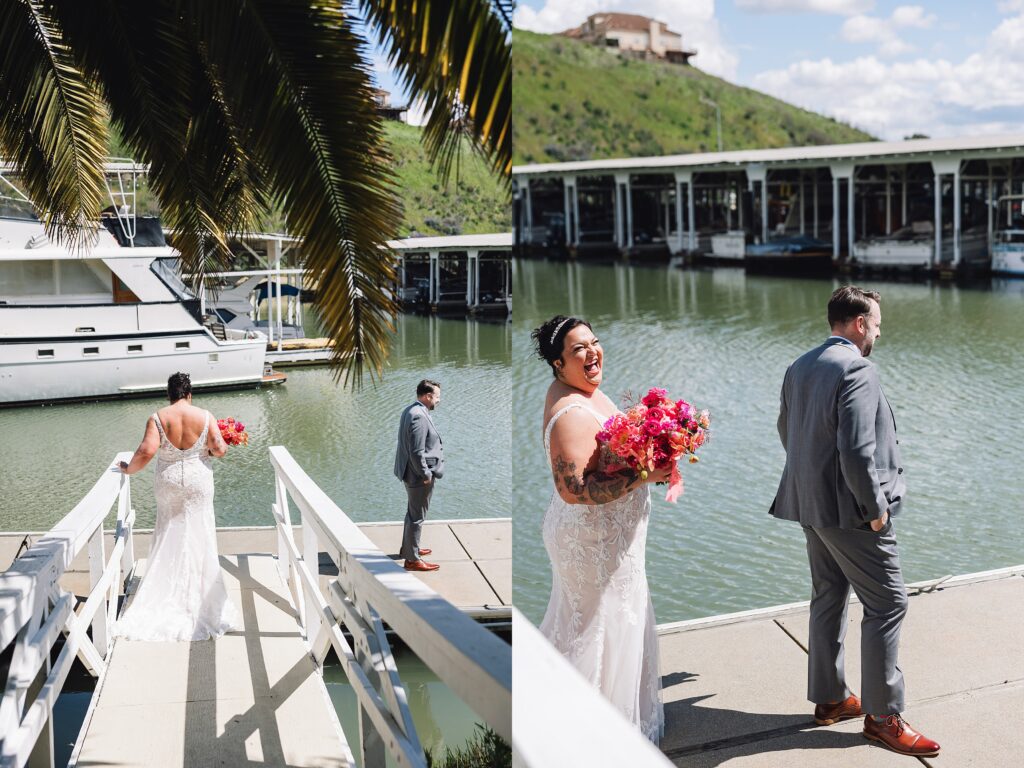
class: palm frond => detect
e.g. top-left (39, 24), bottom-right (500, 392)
top-left (186, 0), bottom-right (403, 385)
top-left (361, 0), bottom-right (511, 182)
top-left (0, 0), bottom-right (108, 247)
top-left (48, 2), bottom-right (267, 282)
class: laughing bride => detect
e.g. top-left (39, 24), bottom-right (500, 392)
top-left (532, 315), bottom-right (668, 743)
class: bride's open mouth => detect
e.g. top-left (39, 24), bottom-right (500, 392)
top-left (583, 359), bottom-right (601, 378)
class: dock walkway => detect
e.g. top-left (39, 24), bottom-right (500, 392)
top-left (658, 566), bottom-right (1024, 767)
top-left (74, 553), bottom-right (350, 767)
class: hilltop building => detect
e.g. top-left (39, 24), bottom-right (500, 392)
top-left (371, 88), bottom-right (408, 122)
top-left (559, 12), bottom-right (697, 65)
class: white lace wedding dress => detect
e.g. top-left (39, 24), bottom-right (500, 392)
top-left (540, 402), bottom-right (664, 743)
top-left (114, 412), bottom-right (238, 642)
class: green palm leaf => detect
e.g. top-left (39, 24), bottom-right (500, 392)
top-left (361, 0), bottom-right (511, 181)
top-left (0, 0), bottom-right (108, 248)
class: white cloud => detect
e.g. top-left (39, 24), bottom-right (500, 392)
top-left (840, 5), bottom-right (935, 57)
top-left (734, 0), bottom-right (873, 15)
top-left (997, 0), bottom-right (1024, 12)
top-left (513, 0), bottom-right (739, 79)
top-left (752, 12), bottom-right (1024, 140)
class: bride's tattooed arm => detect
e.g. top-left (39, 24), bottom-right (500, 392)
top-left (551, 453), bottom-right (643, 505)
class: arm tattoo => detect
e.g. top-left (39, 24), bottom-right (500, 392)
top-left (552, 453), bottom-right (641, 505)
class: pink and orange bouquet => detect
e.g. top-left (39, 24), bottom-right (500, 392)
top-left (596, 387), bottom-right (710, 503)
top-left (217, 417), bottom-right (249, 446)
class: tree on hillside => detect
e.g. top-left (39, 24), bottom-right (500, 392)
top-left (0, 0), bottom-right (510, 384)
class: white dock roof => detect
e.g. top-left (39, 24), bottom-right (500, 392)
top-left (513, 133), bottom-right (1024, 177)
top-left (387, 232), bottom-right (513, 251)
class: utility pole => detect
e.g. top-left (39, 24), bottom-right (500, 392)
top-left (700, 95), bottom-right (723, 153)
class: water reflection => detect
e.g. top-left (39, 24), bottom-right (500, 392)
top-left (0, 314), bottom-right (511, 530)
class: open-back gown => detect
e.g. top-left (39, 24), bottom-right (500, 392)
top-left (114, 412), bottom-right (238, 641)
top-left (540, 401), bottom-right (664, 743)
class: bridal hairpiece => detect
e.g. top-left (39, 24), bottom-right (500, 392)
top-left (549, 318), bottom-right (571, 346)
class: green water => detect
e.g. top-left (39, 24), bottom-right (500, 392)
top-left (0, 314), bottom-right (511, 531)
top-left (513, 259), bottom-right (1024, 624)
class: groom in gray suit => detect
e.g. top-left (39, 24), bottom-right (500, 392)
top-left (771, 286), bottom-right (939, 757)
top-left (394, 379), bottom-right (444, 572)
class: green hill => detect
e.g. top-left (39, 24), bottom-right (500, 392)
top-left (513, 29), bottom-right (875, 165)
top-left (114, 120), bottom-right (509, 237)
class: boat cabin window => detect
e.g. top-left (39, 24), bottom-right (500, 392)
top-left (83, 347), bottom-right (99, 356)
top-left (127, 344), bottom-right (143, 354)
top-left (113, 274), bottom-right (140, 304)
top-left (216, 308), bottom-right (238, 323)
top-left (36, 349), bottom-right (54, 358)
top-left (0, 259), bottom-right (109, 302)
top-left (208, 353), bottom-right (219, 363)
top-left (176, 341), bottom-right (191, 350)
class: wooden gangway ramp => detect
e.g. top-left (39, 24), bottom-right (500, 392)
top-left (657, 566), bottom-right (1024, 767)
top-left (73, 553), bottom-right (350, 767)
top-left (0, 449), bottom-right (510, 768)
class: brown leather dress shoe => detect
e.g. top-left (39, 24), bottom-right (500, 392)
top-left (418, 548), bottom-right (432, 556)
top-left (814, 695), bottom-right (862, 725)
top-left (404, 559), bottom-right (440, 572)
top-left (863, 714), bottom-right (940, 756)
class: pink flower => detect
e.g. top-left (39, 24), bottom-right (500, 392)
top-left (642, 388), bottom-right (667, 407)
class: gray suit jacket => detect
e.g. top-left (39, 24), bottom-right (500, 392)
top-left (394, 402), bottom-right (444, 487)
top-left (770, 338), bottom-right (905, 529)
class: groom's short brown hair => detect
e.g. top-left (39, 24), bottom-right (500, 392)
top-left (828, 285), bottom-right (881, 327)
top-left (417, 379), bottom-right (440, 396)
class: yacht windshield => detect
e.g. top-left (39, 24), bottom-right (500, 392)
top-left (151, 257), bottom-right (195, 300)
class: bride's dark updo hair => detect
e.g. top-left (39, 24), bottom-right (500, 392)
top-left (532, 315), bottom-right (592, 377)
top-left (167, 372), bottom-right (192, 403)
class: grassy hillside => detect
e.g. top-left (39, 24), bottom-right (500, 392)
top-left (513, 29), bottom-right (874, 165)
top-left (113, 120), bottom-right (509, 237)
top-left (384, 121), bottom-right (510, 236)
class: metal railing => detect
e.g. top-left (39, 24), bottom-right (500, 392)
top-left (0, 453), bottom-right (136, 768)
top-left (268, 446), bottom-right (511, 768)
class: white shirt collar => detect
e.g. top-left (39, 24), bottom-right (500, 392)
top-left (827, 335), bottom-right (861, 355)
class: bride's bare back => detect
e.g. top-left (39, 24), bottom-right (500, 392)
top-left (157, 401), bottom-right (217, 452)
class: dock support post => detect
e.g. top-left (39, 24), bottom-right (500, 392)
top-left (885, 167), bottom-right (892, 235)
top-left (522, 181), bottom-right (533, 244)
top-left (832, 175), bottom-right (840, 259)
top-left (687, 178), bottom-right (696, 251)
top-left (934, 172), bottom-right (943, 267)
top-left (563, 176), bottom-right (577, 246)
top-left (902, 167), bottom-right (908, 228)
top-left (799, 173), bottom-right (805, 235)
top-left (953, 164), bottom-right (962, 268)
top-left (674, 176), bottom-right (684, 253)
top-left (626, 177), bottom-right (634, 249)
top-left (813, 175), bottom-right (819, 238)
top-left (466, 250), bottom-right (479, 310)
top-left (429, 250), bottom-right (439, 308)
top-left (848, 172), bottom-right (855, 261)
top-left (987, 164), bottom-right (994, 250)
top-left (613, 176), bottom-right (625, 248)
top-left (746, 164), bottom-right (767, 244)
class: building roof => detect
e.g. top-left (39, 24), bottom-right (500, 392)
top-left (388, 233), bottom-right (513, 252)
top-left (560, 12), bottom-right (681, 38)
top-left (513, 133), bottom-right (1024, 177)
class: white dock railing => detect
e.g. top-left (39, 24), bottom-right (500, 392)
top-left (268, 446), bottom-right (511, 768)
top-left (511, 609), bottom-right (672, 768)
top-left (0, 453), bottom-right (136, 768)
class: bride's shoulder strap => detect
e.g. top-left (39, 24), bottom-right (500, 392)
top-left (543, 401), bottom-right (605, 448)
top-left (151, 412), bottom-right (165, 435)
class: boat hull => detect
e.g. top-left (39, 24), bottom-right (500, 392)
top-left (0, 331), bottom-right (268, 406)
top-left (992, 245), bottom-right (1024, 276)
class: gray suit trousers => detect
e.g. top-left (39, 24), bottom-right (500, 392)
top-left (803, 521), bottom-right (908, 715)
top-left (400, 482), bottom-right (433, 562)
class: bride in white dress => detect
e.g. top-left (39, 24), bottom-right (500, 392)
top-left (115, 372), bottom-right (238, 641)
top-left (533, 315), bottom-right (667, 743)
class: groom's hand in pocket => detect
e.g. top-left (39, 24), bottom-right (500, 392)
top-left (870, 509), bottom-right (890, 532)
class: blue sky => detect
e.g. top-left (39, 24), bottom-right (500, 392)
top-left (514, 0), bottom-right (1024, 140)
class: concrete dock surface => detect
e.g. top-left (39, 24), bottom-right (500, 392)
top-left (74, 553), bottom-right (351, 768)
top-left (0, 518), bottom-right (511, 620)
top-left (658, 566), bottom-right (1024, 767)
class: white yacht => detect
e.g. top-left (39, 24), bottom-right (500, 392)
top-left (0, 216), bottom-right (282, 406)
top-left (992, 195), bottom-right (1024, 276)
